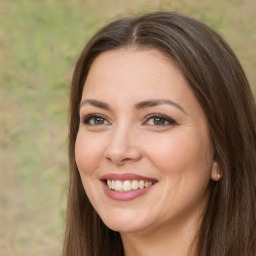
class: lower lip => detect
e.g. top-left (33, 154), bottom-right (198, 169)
top-left (102, 181), bottom-right (155, 201)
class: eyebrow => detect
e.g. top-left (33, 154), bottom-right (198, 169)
top-left (79, 99), bottom-right (111, 110)
top-left (135, 99), bottom-right (186, 113)
top-left (79, 98), bottom-right (186, 113)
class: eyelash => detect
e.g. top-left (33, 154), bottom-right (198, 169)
top-left (81, 114), bottom-right (110, 125)
top-left (81, 113), bottom-right (177, 126)
top-left (143, 113), bottom-right (177, 126)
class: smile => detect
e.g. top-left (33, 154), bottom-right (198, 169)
top-left (100, 173), bottom-right (158, 201)
top-left (107, 179), bottom-right (154, 192)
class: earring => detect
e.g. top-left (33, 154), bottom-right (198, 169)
top-left (211, 162), bottom-right (221, 181)
top-left (215, 173), bottom-right (222, 181)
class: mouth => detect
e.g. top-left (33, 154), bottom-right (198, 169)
top-left (100, 173), bottom-right (158, 201)
top-left (103, 179), bottom-right (157, 192)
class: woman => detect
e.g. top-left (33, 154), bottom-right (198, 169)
top-left (63, 12), bottom-right (256, 256)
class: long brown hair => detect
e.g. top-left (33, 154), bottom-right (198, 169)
top-left (63, 12), bottom-right (256, 256)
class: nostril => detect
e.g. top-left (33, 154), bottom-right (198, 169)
top-left (104, 136), bottom-right (142, 164)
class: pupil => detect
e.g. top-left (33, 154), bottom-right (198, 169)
top-left (154, 118), bottom-right (165, 125)
top-left (95, 117), bottom-right (104, 124)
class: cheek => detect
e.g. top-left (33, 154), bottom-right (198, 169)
top-left (148, 133), bottom-right (213, 217)
top-left (147, 131), bottom-right (214, 179)
top-left (75, 131), bottom-right (103, 175)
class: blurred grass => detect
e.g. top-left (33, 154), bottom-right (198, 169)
top-left (0, 0), bottom-right (255, 255)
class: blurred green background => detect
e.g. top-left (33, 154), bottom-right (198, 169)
top-left (0, 0), bottom-right (255, 255)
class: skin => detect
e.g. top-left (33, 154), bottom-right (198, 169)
top-left (75, 48), bottom-right (219, 256)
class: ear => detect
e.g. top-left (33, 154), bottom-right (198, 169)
top-left (211, 161), bottom-right (221, 181)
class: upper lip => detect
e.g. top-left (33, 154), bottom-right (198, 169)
top-left (100, 173), bottom-right (158, 182)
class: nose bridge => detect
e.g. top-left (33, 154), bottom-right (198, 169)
top-left (104, 121), bottom-right (141, 164)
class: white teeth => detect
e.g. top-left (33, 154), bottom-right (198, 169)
top-left (106, 179), bottom-right (154, 192)
top-left (123, 180), bottom-right (132, 191)
top-left (111, 180), bottom-right (115, 189)
top-left (138, 180), bottom-right (144, 189)
top-left (107, 179), bottom-right (112, 189)
top-left (115, 180), bottom-right (123, 191)
top-left (131, 180), bottom-right (139, 190)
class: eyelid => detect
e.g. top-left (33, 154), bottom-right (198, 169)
top-left (81, 113), bottom-right (111, 125)
top-left (143, 113), bottom-right (177, 126)
top-left (80, 113), bottom-right (177, 126)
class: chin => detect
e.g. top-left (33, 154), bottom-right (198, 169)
top-left (105, 222), bottom-right (146, 234)
top-left (99, 210), bottom-right (150, 233)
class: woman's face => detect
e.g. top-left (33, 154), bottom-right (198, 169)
top-left (75, 48), bottom-right (217, 234)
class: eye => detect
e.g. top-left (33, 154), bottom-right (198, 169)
top-left (81, 114), bottom-right (110, 125)
top-left (143, 114), bottom-right (177, 126)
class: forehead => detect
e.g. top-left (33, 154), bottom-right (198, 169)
top-left (83, 48), bottom-right (188, 98)
top-left (88, 47), bottom-right (175, 72)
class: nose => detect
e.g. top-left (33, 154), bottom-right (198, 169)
top-left (104, 125), bottom-right (142, 165)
